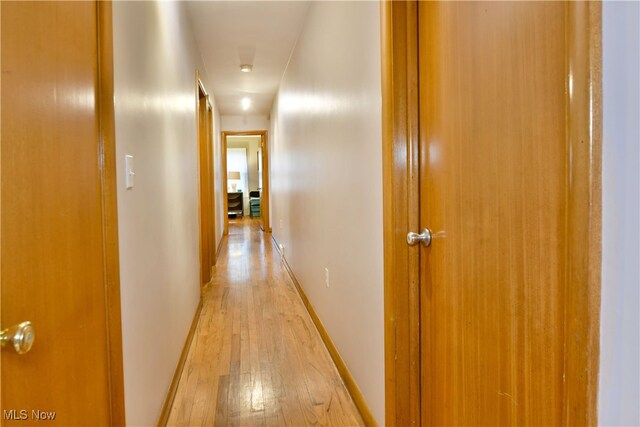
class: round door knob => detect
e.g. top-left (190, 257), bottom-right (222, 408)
top-left (407, 228), bottom-right (432, 247)
top-left (1, 321), bottom-right (35, 354)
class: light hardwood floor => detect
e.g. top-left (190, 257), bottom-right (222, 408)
top-left (167, 217), bottom-right (365, 426)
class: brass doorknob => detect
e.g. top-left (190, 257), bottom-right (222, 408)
top-left (1, 321), bottom-right (35, 354)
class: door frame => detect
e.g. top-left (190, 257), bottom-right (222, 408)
top-left (97, 1), bottom-right (126, 423)
top-left (207, 102), bottom-right (216, 267)
top-left (196, 73), bottom-right (215, 288)
top-left (221, 130), bottom-right (271, 235)
top-left (380, 2), bottom-right (603, 426)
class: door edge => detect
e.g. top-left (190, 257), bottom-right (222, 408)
top-left (381, 1), bottom-right (421, 426)
top-left (97, 1), bottom-right (126, 424)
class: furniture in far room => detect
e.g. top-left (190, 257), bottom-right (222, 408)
top-left (249, 190), bottom-right (261, 218)
top-left (227, 191), bottom-right (243, 217)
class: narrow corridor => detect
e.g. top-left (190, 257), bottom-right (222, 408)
top-left (167, 218), bottom-right (364, 426)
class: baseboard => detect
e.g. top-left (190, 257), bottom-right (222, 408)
top-left (260, 222), bottom-right (272, 233)
top-left (270, 235), bottom-right (378, 427)
top-left (157, 298), bottom-right (204, 426)
top-left (271, 234), bottom-right (279, 255)
top-left (216, 234), bottom-right (225, 260)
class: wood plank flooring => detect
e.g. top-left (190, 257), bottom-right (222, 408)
top-left (167, 217), bottom-right (365, 426)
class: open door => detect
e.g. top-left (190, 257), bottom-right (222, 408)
top-left (1, 2), bottom-right (125, 424)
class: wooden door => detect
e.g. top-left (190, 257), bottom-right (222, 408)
top-left (1, 2), bottom-right (123, 425)
top-left (418, 2), bottom-right (600, 426)
top-left (197, 84), bottom-right (213, 286)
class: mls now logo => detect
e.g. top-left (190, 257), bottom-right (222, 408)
top-left (3, 409), bottom-right (57, 421)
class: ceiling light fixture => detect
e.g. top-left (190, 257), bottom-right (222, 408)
top-left (240, 64), bottom-right (253, 73)
top-left (241, 97), bottom-right (251, 111)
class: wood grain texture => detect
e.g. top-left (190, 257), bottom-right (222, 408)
top-left (417, 2), bottom-right (602, 426)
top-left (166, 218), bottom-right (364, 427)
top-left (1, 1), bottom-right (119, 424)
top-left (380, 2), bottom-right (421, 426)
top-left (273, 236), bottom-right (377, 427)
top-left (207, 101), bottom-right (217, 267)
top-left (96, 2), bottom-right (127, 423)
top-left (259, 132), bottom-right (271, 233)
top-left (563, 3), bottom-right (602, 425)
top-left (197, 77), bottom-right (214, 287)
top-left (222, 131), bottom-right (229, 236)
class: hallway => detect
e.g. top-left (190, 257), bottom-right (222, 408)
top-left (2, 1), bottom-right (637, 426)
top-left (167, 218), bottom-right (364, 426)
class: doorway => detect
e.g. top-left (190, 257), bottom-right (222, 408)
top-left (221, 131), bottom-right (270, 235)
top-left (382, 2), bottom-right (602, 426)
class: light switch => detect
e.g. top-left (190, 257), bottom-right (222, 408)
top-left (125, 155), bottom-right (135, 190)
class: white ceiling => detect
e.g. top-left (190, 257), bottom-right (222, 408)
top-left (186, 1), bottom-right (311, 115)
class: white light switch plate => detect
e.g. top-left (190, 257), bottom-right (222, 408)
top-left (125, 155), bottom-right (135, 190)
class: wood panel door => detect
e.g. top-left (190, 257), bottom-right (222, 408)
top-left (417, 2), bottom-right (600, 425)
top-left (1, 2), bottom-right (123, 425)
top-left (197, 83), bottom-right (214, 286)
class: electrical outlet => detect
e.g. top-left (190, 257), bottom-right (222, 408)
top-left (325, 268), bottom-right (330, 288)
top-left (280, 219), bottom-right (284, 229)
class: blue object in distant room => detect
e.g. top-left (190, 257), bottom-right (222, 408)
top-left (249, 191), bottom-right (261, 218)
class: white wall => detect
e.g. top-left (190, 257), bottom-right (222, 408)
top-left (221, 114), bottom-right (270, 132)
top-left (269, 2), bottom-right (384, 423)
top-left (599, 3), bottom-right (640, 426)
top-left (112, 2), bottom-right (218, 424)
